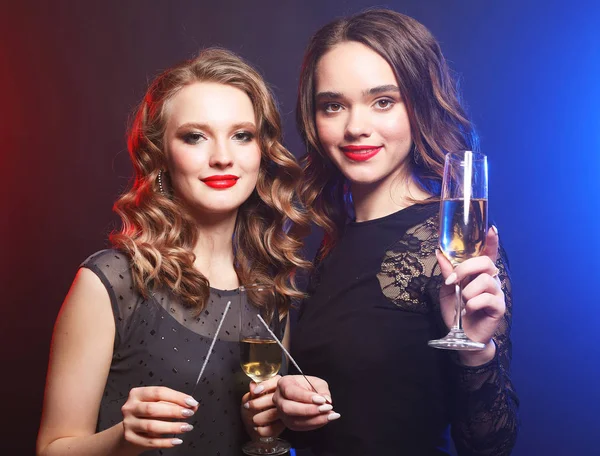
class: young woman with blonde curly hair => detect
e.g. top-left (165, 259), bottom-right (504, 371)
top-left (37, 48), bottom-right (309, 456)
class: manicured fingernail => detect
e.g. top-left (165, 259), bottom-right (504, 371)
top-left (181, 408), bottom-right (194, 417)
top-left (181, 424), bottom-right (193, 432)
top-left (327, 412), bottom-right (341, 421)
top-left (172, 439), bottom-right (183, 445)
top-left (318, 404), bottom-right (333, 412)
top-left (491, 225), bottom-right (499, 235)
top-left (253, 385), bottom-right (265, 394)
top-left (243, 402), bottom-right (250, 409)
top-left (185, 397), bottom-right (198, 407)
top-left (253, 426), bottom-right (258, 431)
top-left (445, 273), bottom-right (457, 285)
top-left (312, 395), bottom-right (326, 404)
top-left (324, 395), bottom-right (332, 404)
top-left (461, 309), bottom-right (466, 316)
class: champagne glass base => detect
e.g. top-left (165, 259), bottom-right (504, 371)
top-left (428, 329), bottom-right (485, 351)
top-left (242, 438), bottom-right (291, 455)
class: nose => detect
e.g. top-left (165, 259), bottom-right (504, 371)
top-left (345, 106), bottom-right (372, 139)
top-left (208, 140), bottom-right (234, 169)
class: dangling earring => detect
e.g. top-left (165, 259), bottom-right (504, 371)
top-left (412, 143), bottom-right (421, 165)
top-left (157, 170), bottom-right (166, 195)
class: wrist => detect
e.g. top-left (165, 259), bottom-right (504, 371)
top-left (458, 339), bottom-right (496, 367)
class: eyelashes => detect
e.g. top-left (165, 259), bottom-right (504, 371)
top-left (319, 97), bottom-right (397, 115)
top-left (178, 130), bottom-right (255, 145)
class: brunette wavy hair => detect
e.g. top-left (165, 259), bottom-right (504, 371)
top-left (110, 48), bottom-right (310, 314)
top-left (297, 9), bottom-right (479, 256)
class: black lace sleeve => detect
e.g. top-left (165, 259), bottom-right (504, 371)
top-left (379, 215), bottom-right (519, 455)
top-left (448, 245), bottom-right (519, 456)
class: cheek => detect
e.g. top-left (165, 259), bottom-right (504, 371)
top-left (315, 116), bottom-right (339, 148)
top-left (379, 110), bottom-right (412, 142)
top-left (240, 146), bottom-right (262, 175)
top-left (167, 144), bottom-right (204, 176)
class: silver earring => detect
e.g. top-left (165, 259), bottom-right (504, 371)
top-left (157, 170), bottom-right (165, 195)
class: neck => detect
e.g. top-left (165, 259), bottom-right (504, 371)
top-left (352, 174), bottom-right (431, 222)
top-left (191, 210), bottom-right (239, 290)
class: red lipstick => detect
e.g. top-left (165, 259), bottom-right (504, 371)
top-left (201, 174), bottom-right (239, 189)
top-left (339, 145), bottom-right (382, 162)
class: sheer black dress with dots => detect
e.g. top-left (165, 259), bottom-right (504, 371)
top-left (288, 202), bottom-right (519, 456)
top-left (82, 249), bottom-right (248, 455)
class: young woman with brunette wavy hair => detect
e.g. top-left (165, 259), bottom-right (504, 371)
top-left (272, 9), bottom-right (519, 456)
top-left (37, 48), bottom-right (309, 456)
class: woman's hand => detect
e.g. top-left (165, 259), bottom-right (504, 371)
top-left (120, 386), bottom-right (199, 449)
top-left (241, 375), bottom-right (285, 439)
top-left (273, 375), bottom-right (339, 431)
top-left (437, 226), bottom-right (505, 366)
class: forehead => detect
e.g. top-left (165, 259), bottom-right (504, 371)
top-left (315, 41), bottom-right (397, 91)
top-left (166, 82), bottom-right (256, 125)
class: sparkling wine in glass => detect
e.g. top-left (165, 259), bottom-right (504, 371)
top-left (428, 150), bottom-right (488, 351)
top-left (239, 284), bottom-right (290, 456)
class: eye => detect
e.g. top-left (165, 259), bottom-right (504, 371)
top-left (374, 98), bottom-right (394, 110)
top-left (181, 132), bottom-right (206, 145)
top-left (324, 103), bottom-right (343, 113)
top-left (233, 131), bottom-right (254, 142)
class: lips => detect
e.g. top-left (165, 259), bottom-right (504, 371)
top-left (339, 145), bottom-right (382, 162)
top-left (201, 174), bottom-right (239, 189)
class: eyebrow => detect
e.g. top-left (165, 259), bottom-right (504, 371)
top-left (315, 84), bottom-right (401, 101)
top-left (175, 121), bottom-right (257, 132)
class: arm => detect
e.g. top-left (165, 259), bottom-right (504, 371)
top-left (37, 268), bottom-right (136, 456)
top-left (37, 268), bottom-right (198, 456)
top-left (436, 229), bottom-right (519, 455)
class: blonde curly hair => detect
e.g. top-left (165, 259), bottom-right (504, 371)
top-left (110, 48), bottom-right (310, 314)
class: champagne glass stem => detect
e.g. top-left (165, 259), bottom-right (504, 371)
top-left (453, 282), bottom-right (462, 331)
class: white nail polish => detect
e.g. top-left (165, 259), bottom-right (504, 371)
top-left (327, 412), bottom-right (341, 421)
top-left (318, 404), bottom-right (333, 412)
top-left (312, 395), bottom-right (326, 404)
top-left (324, 395), bottom-right (332, 404)
top-left (253, 385), bottom-right (265, 394)
top-left (181, 424), bottom-right (193, 432)
top-left (243, 402), bottom-right (250, 409)
top-left (461, 309), bottom-right (466, 316)
top-left (491, 225), bottom-right (499, 236)
top-left (445, 272), bottom-right (457, 286)
top-left (185, 397), bottom-right (199, 407)
top-left (253, 426), bottom-right (258, 431)
top-left (171, 439), bottom-right (183, 445)
top-left (181, 408), bottom-right (194, 417)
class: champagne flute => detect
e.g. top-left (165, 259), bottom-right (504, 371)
top-left (239, 284), bottom-right (290, 455)
top-left (428, 151), bottom-right (488, 351)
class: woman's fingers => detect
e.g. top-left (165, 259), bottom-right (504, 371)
top-left (464, 293), bottom-right (505, 319)
top-left (276, 375), bottom-right (331, 405)
top-left (130, 400), bottom-right (198, 419)
top-left (445, 255), bottom-right (498, 285)
top-left (244, 392), bottom-right (276, 412)
top-left (122, 430), bottom-right (186, 449)
top-left (284, 411), bottom-right (341, 431)
top-left (254, 421), bottom-right (286, 438)
top-left (482, 226), bottom-right (500, 263)
top-left (121, 386), bottom-right (199, 449)
top-left (126, 418), bottom-right (195, 437)
top-left (462, 272), bottom-right (503, 300)
top-left (129, 386), bottom-right (199, 410)
top-left (249, 375), bottom-right (280, 397)
top-left (252, 406), bottom-right (279, 426)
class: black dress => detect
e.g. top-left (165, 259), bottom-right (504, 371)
top-left (82, 249), bottom-right (249, 455)
top-left (289, 202), bottom-right (518, 456)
